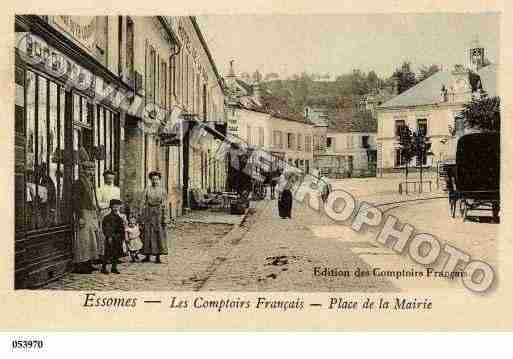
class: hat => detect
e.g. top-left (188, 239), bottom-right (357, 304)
top-left (103, 169), bottom-right (116, 177)
top-left (109, 199), bottom-right (123, 206)
top-left (148, 171), bottom-right (162, 179)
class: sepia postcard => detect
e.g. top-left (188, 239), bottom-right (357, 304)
top-left (1, 0), bottom-right (513, 331)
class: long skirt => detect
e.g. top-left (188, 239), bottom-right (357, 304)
top-left (142, 206), bottom-right (168, 255)
top-left (73, 209), bottom-right (103, 263)
top-left (278, 189), bottom-right (293, 218)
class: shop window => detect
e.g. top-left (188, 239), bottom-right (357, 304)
top-left (94, 105), bottom-right (119, 186)
top-left (24, 71), bottom-right (69, 230)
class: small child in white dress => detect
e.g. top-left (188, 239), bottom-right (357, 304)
top-left (125, 215), bottom-right (143, 262)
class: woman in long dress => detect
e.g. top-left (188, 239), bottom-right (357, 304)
top-left (139, 171), bottom-right (170, 263)
top-left (277, 171), bottom-right (294, 219)
top-left (72, 147), bottom-right (103, 273)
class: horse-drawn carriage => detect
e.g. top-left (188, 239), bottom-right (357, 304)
top-left (446, 132), bottom-right (500, 221)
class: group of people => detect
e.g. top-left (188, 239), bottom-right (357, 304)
top-left (72, 147), bottom-right (170, 275)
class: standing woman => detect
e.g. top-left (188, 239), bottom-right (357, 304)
top-left (72, 148), bottom-right (103, 273)
top-left (139, 171), bottom-right (170, 263)
top-left (277, 171), bottom-right (294, 219)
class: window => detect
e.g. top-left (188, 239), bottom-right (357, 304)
top-left (161, 60), bottom-right (167, 108)
top-left (417, 119), bottom-right (427, 136)
top-left (94, 105), bottom-right (119, 184)
top-left (327, 137), bottom-right (333, 148)
top-left (362, 135), bottom-right (369, 148)
top-left (95, 17), bottom-right (108, 66)
top-left (126, 17), bottom-right (134, 81)
top-left (258, 127), bottom-right (265, 147)
top-left (287, 133), bottom-right (295, 149)
top-left (395, 119), bottom-right (406, 137)
top-left (203, 84), bottom-right (207, 121)
top-left (24, 71), bottom-right (70, 230)
top-left (305, 135), bottom-right (311, 152)
top-left (246, 125), bottom-right (251, 145)
top-left (297, 134), bottom-right (303, 151)
top-left (146, 45), bottom-right (156, 104)
top-left (395, 149), bottom-right (409, 167)
top-left (273, 130), bottom-right (283, 148)
top-left (196, 74), bottom-right (201, 117)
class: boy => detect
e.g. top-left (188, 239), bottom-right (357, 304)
top-left (101, 199), bottom-right (125, 274)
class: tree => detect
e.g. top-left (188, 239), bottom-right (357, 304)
top-left (398, 125), bottom-right (415, 184)
top-left (366, 70), bottom-right (380, 90)
top-left (418, 64), bottom-right (440, 82)
top-left (392, 62), bottom-right (417, 94)
top-left (460, 92), bottom-right (500, 132)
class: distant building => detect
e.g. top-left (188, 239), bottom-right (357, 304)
top-left (225, 62), bottom-right (315, 173)
top-left (376, 43), bottom-right (497, 174)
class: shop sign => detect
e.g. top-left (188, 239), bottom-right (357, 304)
top-left (16, 32), bottom-right (96, 95)
top-left (51, 16), bottom-right (97, 54)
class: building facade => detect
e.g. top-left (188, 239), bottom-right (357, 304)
top-left (14, 15), bottom-right (226, 288)
top-left (224, 65), bottom-right (315, 174)
top-left (376, 56), bottom-right (496, 174)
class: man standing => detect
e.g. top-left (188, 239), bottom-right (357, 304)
top-left (97, 170), bottom-right (121, 218)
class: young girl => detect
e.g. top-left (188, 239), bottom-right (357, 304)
top-left (125, 215), bottom-right (143, 262)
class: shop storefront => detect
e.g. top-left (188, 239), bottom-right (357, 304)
top-left (14, 16), bottom-right (130, 288)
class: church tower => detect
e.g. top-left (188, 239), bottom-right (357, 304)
top-left (468, 36), bottom-right (485, 72)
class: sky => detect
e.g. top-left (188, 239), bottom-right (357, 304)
top-left (196, 13), bottom-right (500, 80)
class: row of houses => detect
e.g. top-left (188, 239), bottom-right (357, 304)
top-left (224, 62), bottom-right (327, 174)
top-left (14, 15), bottom-right (227, 288)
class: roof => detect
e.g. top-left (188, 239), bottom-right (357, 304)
top-left (379, 64), bottom-right (498, 109)
top-left (380, 70), bottom-right (453, 108)
top-left (328, 109), bottom-right (377, 133)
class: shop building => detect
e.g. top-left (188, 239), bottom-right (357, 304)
top-left (15, 15), bottom-right (132, 288)
top-left (14, 15), bottom-right (227, 288)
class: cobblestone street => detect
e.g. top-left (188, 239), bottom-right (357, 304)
top-left (43, 220), bottom-right (238, 291)
top-left (43, 177), bottom-right (498, 292)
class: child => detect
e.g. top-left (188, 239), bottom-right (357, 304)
top-left (101, 199), bottom-right (125, 274)
top-left (125, 215), bottom-right (143, 262)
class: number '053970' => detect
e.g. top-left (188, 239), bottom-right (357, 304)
top-left (11, 340), bottom-right (44, 350)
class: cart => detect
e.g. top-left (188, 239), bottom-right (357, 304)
top-left (448, 132), bottom-right (500, 221)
